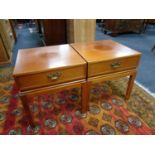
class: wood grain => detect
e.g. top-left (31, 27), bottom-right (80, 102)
top-left (71, 40), bottom-right (141, 62)
top-left (13, 44), bottom-right (86, 76)
top-left (67, 19), bottom-right (96, 43)
top-left (15, 65), bottom-right (86, 91)
top-left (88, 56), bottom-right (140, 77)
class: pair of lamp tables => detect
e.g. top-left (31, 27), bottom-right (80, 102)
top-left (13, 40), bottom-right (141, 127)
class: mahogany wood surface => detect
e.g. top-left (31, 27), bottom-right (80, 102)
top-left (88, 56), bottom-right (139, 77)
top-left (71, 40), bottom-right (141, 78)
top-left (15, 65), bottom-right (86, 91)
top-left (20, 79), bottom-right (86, 96)
top-left (125, 72), bottom-right (137, 100)
top-left (71, 40), bottom-right (141, 62)
top-left (13, 44), bottom-right (87, 127)
top-left (13, 44), bottom-right (86, 76)
top-left (71, 40), bottom-right (141, 100)
top-left (13, 40), bottom-right (141, 128)
top-left (81, 81), bottom-right (91, 112)
top-left (88, 69), bottom-right (136, 83)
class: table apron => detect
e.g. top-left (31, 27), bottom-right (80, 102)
top-left (19, 79), bottom-right (86, 97)
top-left (88, 69), bottom-right (136, 83)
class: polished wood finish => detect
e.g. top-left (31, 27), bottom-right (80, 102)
top-left (88, 56), bottom-right (139, 77)
top-left (13, 44), bottom-right (87, 127)
top-left (13, 40), bottom-right (141, 128)
top-left (13, 44), bottom-right (87, 91)
top-left (125, 72), bottom-right (137, 100)
top-left (15, 65), bottom-right (86, 91)
top-left (20, 79), bottom-right (86, 97)
top-left (81, 81), bottom-right (91, 112)
top-left (71, 40), bottom-right (141, 77)
top-left (71, 40), bottom-right (141, 63)
top-left (71, 40), bottom-right (141, 99)
top-left (88, 69), bottom-right (136, 83)
top-left (13, 44), bottom-right (85, 76)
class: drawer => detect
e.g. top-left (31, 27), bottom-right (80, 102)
top-left (14, 65), bottom-right (86, 91)
top-left (88, 56), bottom-right (140, 77)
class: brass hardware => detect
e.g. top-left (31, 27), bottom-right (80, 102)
top-left (47, 72), bottom-right (62, 80)
top-left (111, 62), bottom-right (121, 69)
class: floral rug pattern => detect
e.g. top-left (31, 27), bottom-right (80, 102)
top-left (0, 68), bottom-right (155, 135)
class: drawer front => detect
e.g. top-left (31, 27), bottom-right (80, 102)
top-left (88, 56), bottom-right (140, 77)
top-left (15, 65), bottom-right (86, 91)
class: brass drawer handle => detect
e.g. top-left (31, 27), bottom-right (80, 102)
top-left (47, 72), bottom-right (62, 80)
top-left (111, 62), bottom-right (121, 69)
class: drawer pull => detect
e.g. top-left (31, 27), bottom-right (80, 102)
top-left (111, 62), bottom-right (121, 69)
top-left (47, 72), bottom-right (62, 80)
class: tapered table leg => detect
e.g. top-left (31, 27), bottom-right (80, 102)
top-left (125, 72), bottom-right (137, 100)
top-left (81, 81), bottom-right (91, 112)
top-left (20, 94), bottom-right (35, 128)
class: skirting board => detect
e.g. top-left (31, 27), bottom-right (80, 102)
top-left (135, 80), bottom-right (155, 98)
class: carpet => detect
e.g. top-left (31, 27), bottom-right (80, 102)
top-left (0, 68), bottom-right (155, 135)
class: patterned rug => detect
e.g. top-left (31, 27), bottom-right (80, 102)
top-left (0, 68), bottom-right (155, 135)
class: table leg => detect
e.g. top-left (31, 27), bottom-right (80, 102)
top-left (81, 81), bottom-right (91, 112)
top-left (20, 95), bottom-right (35, 128)
top-left (125, 72), bottom-right (136, 100)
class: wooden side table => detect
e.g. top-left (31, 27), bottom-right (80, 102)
top-left (71, 40), bottom-right (141, 111)
top-left (13, 44), bottom-right (87, 127)
top-left (13, 40), bottom-right (141, 128)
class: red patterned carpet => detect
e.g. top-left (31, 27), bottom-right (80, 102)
top-left (0, 68), bottom-right (155, 135)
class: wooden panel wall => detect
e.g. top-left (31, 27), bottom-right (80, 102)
top-left (67, 19), bottom-right (96, 43)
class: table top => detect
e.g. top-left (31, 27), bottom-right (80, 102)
top-left (71, 40), bottom-right (141, 63)
top-left (13, 44), bottom-right (86, 76)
